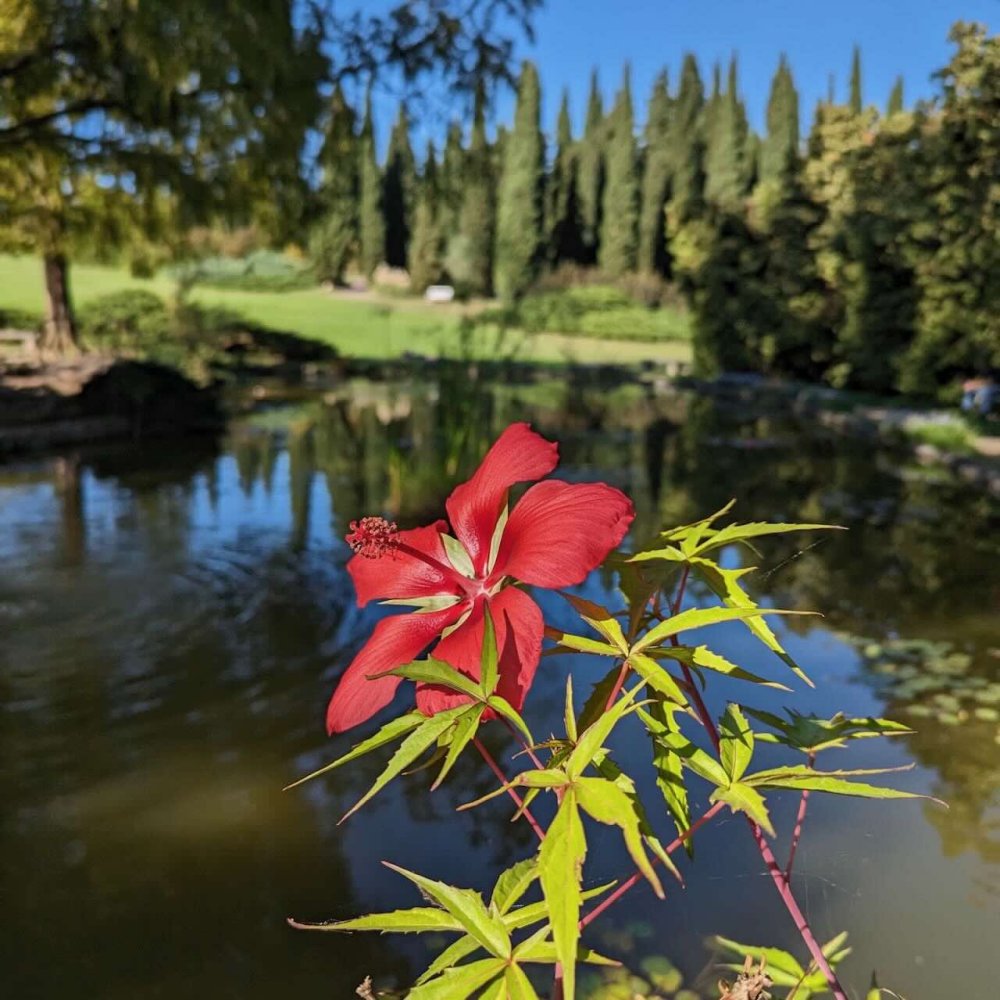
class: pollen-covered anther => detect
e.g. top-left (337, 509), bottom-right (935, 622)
top-left (346, 516), bottom-right (399, 558)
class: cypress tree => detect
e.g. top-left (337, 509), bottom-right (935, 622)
top-left (599, 66), bottom-right (639, 276)
top-left (383, 103), bottom-right (416, 268)
top-left (408, 142), bottom-right (443, 293)
top-left (446, 96), bottom-right (494, 296)
top-left (849, 45), bottom-right (863, 114)
top-left (704, 56), bottom-right (750, 210)
top-left (546, 89), bottom-right (584, 265)
top-left (667, 54), bottom-right (706, 224)
top-left (439, 122), bottom-right (465, 237)
top-left (357, 90), bottom-right (385, 280)
top-left (759, 55), bottom-right (800, 185)
top-left (495, 60), bottom-right (544, 300)
top-left (577, 70), bottom-right (605, 262)
top-left (309, 83), bottom-right (358, 285)
top-left (887, 76), bottom-right (904, 116)
top-left (637, 70), bottom-right (673, 273)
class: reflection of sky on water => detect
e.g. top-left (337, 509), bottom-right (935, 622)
top-left (1, 380), bottom-right (997, 999)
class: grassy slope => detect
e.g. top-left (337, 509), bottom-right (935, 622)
top-left (0, 255), bottom-right (691, 366)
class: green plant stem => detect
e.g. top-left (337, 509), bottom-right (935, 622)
top-left (785, 751), bottom-right (816, 879)
top-left (472, 737), bottom-right (545, 842)
top-left (577, 800), bottom-right (726, 930)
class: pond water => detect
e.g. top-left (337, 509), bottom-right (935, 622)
top-left (2, 370), bottom-right (998, 1000)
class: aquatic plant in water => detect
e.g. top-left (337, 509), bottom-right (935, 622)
top-left (288, 423), bottom-right (935, 999)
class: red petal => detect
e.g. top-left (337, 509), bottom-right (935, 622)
top-left (326, 604), bottom-right (466, 734)
top-left (445, 423), bottom-right (558, 577)
top-left (495, 481), bottom-right (634, 588)
top-left (415, 587), bottom-right (544, 716)
top-left (347, 519), bottom-right (462, 607)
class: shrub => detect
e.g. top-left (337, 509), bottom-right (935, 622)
top-left (577, 305), bottom-right (693, 342)
top-left (78, 291), bottom-right (171, 352)
top-left (166, 251), bottom-right (315, 292)
top-left (0, 306), bottom-right (42, 331)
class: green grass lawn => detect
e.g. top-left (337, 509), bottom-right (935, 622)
top-left (0, 255), bottom-right (691, 367)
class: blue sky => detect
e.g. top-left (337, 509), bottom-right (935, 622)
top-left (371, 0), bottom-right (996, 155)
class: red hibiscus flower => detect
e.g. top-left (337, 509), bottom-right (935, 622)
top-left (326, 423), bottom-right (634, 734)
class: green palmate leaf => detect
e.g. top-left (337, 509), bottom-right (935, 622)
top-left (576, 777), bottom-right (665, 898)
top-left (416, 935), bottom-right (483, 985)
top-left (560, 593), bottom-right (630, 653)
top-left (480, 607), bottom-right (499, 697)
top-left (686, 556), bottom-right (814, 686)
top-left (640, 700), bottom-right (693, 850)
top-left (745, 764), bottom-right (934, 802)
top-left (655, 500), bottom-right (737, 545)
top-left (632, 603), bottom-right (807, 654)
top-left (485, 694), bottom-right (534, 745)
top-left (503, 883), bottom-right (615, 934)
top-left (287, 907), bottom-right (462, 934)
top-left (715, 932), bottom-right (851, 991)
top-left (745, 708), bottom-right (911, 753)
top-left (458, 768), bottom-right (569, 813)
top-left (340, 707), bottom-right (468, 821)
top-left (406, 958), bottom-right (506, 999)
top-left (626, 651), bottom-right (687, 705)
top-left (441, 533), bottom-right (476, 578)
top-left (653, 644), bottom-right (791, 691)
top-left (614, 556), bottom-right (664, 639)
top-left (432, 705), bottom-right (486, 790)
top-left (578, 663), bottom-right (627, 733)
top-left (651, 726), bottom-right (731, 788)
top-left (382, 864), bottom-right (511, 958)
top-left (692, 520), bottom-right (842, 557)
top-left (718, 704), bottom-right (755, 782)
top-left (564, 675), bottom-right (578, 744)
top-left (514, 932), bottom-right (619, 967)
top-left (566, 683), bottom-right (643, 779)
top-left (479, 978), bottom-right (507, 1000)
top-left (283, 712), bottom-right (425, 791)
top-left (388, 658), bottom-right (483, 701)
top-left (710, 782), bottom-right (775, 836)
top-left (544, 627), bottom-right (621, 658)
top-left (539, 789), bottom-right (586, 1000)
top-left (490, 858), bottom-right (538, 916)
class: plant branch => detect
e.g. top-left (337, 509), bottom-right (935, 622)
top-left (785, 751), bottom-right (816, 880)
top-left (472, 737), bottom-right (545, 842)
top-left (499, 716), bottom-right (545, 771)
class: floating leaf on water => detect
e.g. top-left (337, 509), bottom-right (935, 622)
top-left (639, 955), bottom-right (683, 993)
top-left (974, 707), bottom-right (1000, 722)
top-left (938, 712), bottom-right (961, 726)
top-left (903, 704), bottom-right (933, 717)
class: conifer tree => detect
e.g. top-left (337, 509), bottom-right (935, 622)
top-left (704, 57), bottom-right (751, 210)
top-left (446, 96), bottom-right (494, 296)
top-left (495, 61), bottom-right (544, 300)
top-left (577, 70), bottom-right (606, 262)
top-left (667, 54), bottom-right (706, 225)
top-left (358, 91), bottom-right (385, 280)
top-left (383, 103), bottom-right (416, 268)
top-left (598, 66), bottom-right (639, 276)
top-left (546, 90), bottom-right (584, 265)
top-left (310, 84), bottom-right (359, 285)
top-left (759, 55), bottom-right (800, 185)
top-left (408, 143), bottom-right (443, 293)
top-left (638, 70), bottom-right (673, 273)
top-left (438, 122), bottom-right (466, 237)
top-left (849, 45), bottom-right (863, 114)
top-left (887, 76), bottom-right (905, 116)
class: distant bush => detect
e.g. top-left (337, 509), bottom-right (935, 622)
top-left (0, 306), bottom-right (41, 331)
top-left (490, 283), bottom-right (691, 342)
top-left (167, 251), bottom-right (315, 292)
top-left (78, 291), bottom-right (171, 352)
top-left (903, 418), bottom-right (977, 454)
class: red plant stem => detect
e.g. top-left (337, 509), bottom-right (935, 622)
top-left (578, 800), bottom-right (726, 931)
top-left (499, 716), bottom-right (545, 771)
top-left (674, 656), bottom-right (848, 1000)
top-left (603, 658), bottom-right (631, 712)
top-left (473, 737), bottom-right (545, 842)
top-left (785, 751), bottom-right (816, 880)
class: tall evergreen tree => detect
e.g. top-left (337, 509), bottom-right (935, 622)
top-left (667, 54), bottom-right (706, 225)
top-left (887, 76), bottom-right (905, 116)
top-left (546, 90), bottom-right (584, 265)
top-left (408, 143), bottom-right (443, 293)
top-left (849, 45), bottom-right (863, 114)
top-left (439, 122), bottom-right (466, 237)
top-left (704, 56), bottom-right (751, 210)
top-left (638, 70), bottom-right (673, 273)
top-left (446, 96), bottom-right (494, 296)
top-left (599, 66), bottom-right (639, 276)
top-left (358, 90), bottom-right (385, 280)
top-left (310, 84), bottom-right (358, 284)
top-left (495, 60), bottom-right (545, 300)
top-left (759, 55), bottom-right (800, 185)
top-left (577, 70), bottom-right (606, 262)
top-left (383, 103), bottom-right (416, 268)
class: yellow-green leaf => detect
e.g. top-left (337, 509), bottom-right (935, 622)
top-left (710, 782), bottom-right (775, 836)
top-left (719, 704), bottom-right (754, 782)
top-left (406, 958), bottom-right (506, 999)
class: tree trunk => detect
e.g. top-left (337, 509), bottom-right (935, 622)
top-left (40, 253), bottom-right (78, 356)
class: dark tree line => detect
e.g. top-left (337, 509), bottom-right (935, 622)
top-left (312, 22), bottom-right (999, 396)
